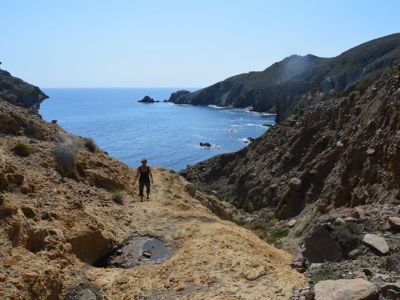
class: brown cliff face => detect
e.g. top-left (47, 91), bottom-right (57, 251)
top-left (181, 61), bottom-right (400, 221)
top-left (169, 33), bottom-right (400, 122)
top-left (0, 78), bottom-right (304, 298)
top-left (0, 68), bottom-right (48, 113)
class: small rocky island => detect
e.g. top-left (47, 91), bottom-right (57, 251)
top-left (138, 95), bottom-right (158, 103)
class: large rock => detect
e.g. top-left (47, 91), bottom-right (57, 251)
top-left (302, 225), bottom-right (342, 263)
top-left (363, 233), bottom-right (389, 255)
top-left (314, 278), bottom-right (379, 300)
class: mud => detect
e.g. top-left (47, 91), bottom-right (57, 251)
top-left (93, 235), bottom-right (172, 269)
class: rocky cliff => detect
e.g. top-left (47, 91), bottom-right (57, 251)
top-left (181, 59), bottom-right (400, 300)
top-left (0, 68), bottom-right (48, 113)
top-left (0, 70), bottom-right (305, 299)
top-left (169, 33), bottom-right (400, 122)
top-left (182, 61), bottom-right (400, 219)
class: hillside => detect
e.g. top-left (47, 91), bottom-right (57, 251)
top-left (169, 33), bottom-right (400, 122)
top-left (182, 61), bottom-right (400, 219)
top-left (0, 71), bottom-right (305, 299)
top-left (181, 60), bottom-right (400, 299)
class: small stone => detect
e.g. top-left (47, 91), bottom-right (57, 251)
top-left (362, 268), bottom-right (373, 277)
top-left (366, 148), bottom-right (375, 155)
top-left (334, 217), bottom-right (345, 225)
top-left (142, 251), bottom-right (152, 258)
top-left (289, 178), bottom-right (302, 191)
top-left (351, 207), bottom-right (365, 219)
top-left (287, 219), bottom-right (297, 228)
top-left (348, 249), bottom-right (362, 259)
top-left (337, 141), bottom-right (344, 147)
top-left (363, 233), bottom-right (389, 255)
top-left (388, 217), bottom-right (400, 232)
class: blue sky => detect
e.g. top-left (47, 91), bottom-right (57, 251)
top-left (1, 0), bottom-right (399, 88)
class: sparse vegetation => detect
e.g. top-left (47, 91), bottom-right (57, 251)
top-left (308, 263), bottom-right (340, 284)
top-left (267, 226), bottom-right (289, 243)
top-left (112, 192), bottom-right (124, 205)
top-left (348, 90), bottom-right (360, 102)
top-left (332, 222), bottom-right (364, 254)
top-left (54, 140), bottom-right (81, 178)
top-left (13, 143), bottom-right (32, 157)
top-left (84, 138), bottom-right (97, 153)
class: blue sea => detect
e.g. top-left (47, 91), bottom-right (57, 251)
top-left (40, 88), bottom-right (274, 171)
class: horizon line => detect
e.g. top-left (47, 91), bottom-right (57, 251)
top-left (42, 86), bottom-right (201, 89)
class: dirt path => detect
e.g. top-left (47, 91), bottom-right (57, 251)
top-left (86, 168), bottom-right (306, 299)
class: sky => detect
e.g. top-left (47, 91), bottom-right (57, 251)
top-left (1, 0), bottom-right (399, 88)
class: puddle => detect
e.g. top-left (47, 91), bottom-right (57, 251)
top-left (93, 236), bottom-right (171, 268)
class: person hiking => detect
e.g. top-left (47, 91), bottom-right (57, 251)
top-left (133, 158), bottom-right (153, 201)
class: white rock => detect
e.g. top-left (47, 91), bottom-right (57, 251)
top-left (315, 278), bottom-right (378, 300)
top-left (363, 233), bottom-right (389, 254)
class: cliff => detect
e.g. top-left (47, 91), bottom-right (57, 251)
top-left (0, 68), bottom-right (48, 113)
top-left (0, 70), bottom-right (305, 299)
top-left (182, 61), bottom-right (400, 219)
top-left (169, 33), bottom-right (400, 122)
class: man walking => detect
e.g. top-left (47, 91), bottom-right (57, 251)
top-left (133, 158), bottom-right (153, 201)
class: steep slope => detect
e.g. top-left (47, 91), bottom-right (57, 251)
top-left (169, 33), bottom-right (400, 121)
top-left (0, 76), bottom-right (305, 298)
top-left (182, 61), bottom-right (400, 221)
top-left (0, 68), bottom-right (48, 113)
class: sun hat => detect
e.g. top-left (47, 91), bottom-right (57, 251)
top-left (141, 157), bottom-right (148, 162)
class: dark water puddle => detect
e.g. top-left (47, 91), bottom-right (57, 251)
top-left (93, 235), bottom-right (171, 269)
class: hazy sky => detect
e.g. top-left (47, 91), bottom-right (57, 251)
top-left (1, 0), bottom-right (399, 88)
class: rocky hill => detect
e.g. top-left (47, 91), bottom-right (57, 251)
top-left (169, 33), bottom-right (400, 122)
top-left (0, 68), bottom-right (48, 113)
top-left (0, 71), bottom-right (305, 299)
top-left (182, 61), bottom-right (400, 298)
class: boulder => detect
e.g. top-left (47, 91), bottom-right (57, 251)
top-left (314, 278), bottom-right (379, 300)
top-left (363, 233), bottom-right (389, 255)
top-left (381, 282), bottom-right (400, 299)
top-left (388, 217), bottom-right (400, 232)
top-left (302, 225), bottom-right (342, 263)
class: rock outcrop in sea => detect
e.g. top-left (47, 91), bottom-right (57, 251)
top-left (137, 95), bottom-right (156, 103)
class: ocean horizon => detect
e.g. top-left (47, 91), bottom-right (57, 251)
top-left (40, 88), bottom-right (274, 171)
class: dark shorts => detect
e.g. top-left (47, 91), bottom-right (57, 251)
top-left (139, 181), bottom-right (150, 196)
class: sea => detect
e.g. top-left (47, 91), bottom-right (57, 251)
top-left (40, 88), bottom-right (275, 171)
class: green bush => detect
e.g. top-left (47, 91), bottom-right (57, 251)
top-left (13, 143), bottom-right (32, 157)
top-left (112, 192), bottom-right (124, 205)
top-left (308, 263), bottom-right (339, 283)
top-left (332, 222), bottom-right (364, 254)
top-left (348, 90), bottom-right (360, 102)
top-left (84, 138), bottom-right (97, 153)
top-left (267, 226), bottom-right (289, 243)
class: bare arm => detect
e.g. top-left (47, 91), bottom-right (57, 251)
top-left (133, 169), bottom-right (140, 184)
top-left (149, 167), bottom-right (154, 183)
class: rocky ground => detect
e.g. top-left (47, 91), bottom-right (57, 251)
top-left (181, 62), bottom-right (400, 299)
top-left (0, 97), bottom-right (305, 299)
